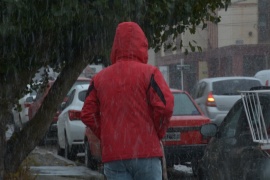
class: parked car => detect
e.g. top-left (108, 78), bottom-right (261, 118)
top-left (198, 87), bottom-right (270, 180)
top-left (84, 126), bottom-right (102, 170)
top-left (255, 69), bottom-right (270, 86)
top-left (52, 77), bottom-right (90, 123)
top-left (192, 76), bottom-right (262, 126)
top-left (12, 86), bottom-right (38, 129)
top-left (6, 110), bottom-right (17, 141)
top-left (57, 84), bottom-right (89, 160)
top-left (28, 80), bottom-right (55, 120)
top-left (84, 89), bottom-right (211, 175)
top-left (27, 77), bottom-right (90, 145)
top-left (27, 80), bottom-right (56, 145)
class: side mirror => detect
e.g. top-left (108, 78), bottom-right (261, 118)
top-left (200, 123), bottom-right (218, 137)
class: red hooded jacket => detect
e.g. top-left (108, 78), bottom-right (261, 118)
top-left (81, 22), bottom-right (174, 163)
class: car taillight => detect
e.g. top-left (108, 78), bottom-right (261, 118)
top-left (68, 110), bottom-right (81, 120)
top-left (206, 92), bottom-right (216, 107)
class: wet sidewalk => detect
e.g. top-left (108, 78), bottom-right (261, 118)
top-left (28, 146), bottom-right (105, 180)
top-left (31, 166), bottom-right (105, 180)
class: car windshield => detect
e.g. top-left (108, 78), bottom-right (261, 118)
top-left (73, 80), bottom-right (90, 87)
top-left (67, 80), bottom-right (90, 96)
top-left (173, 93), bottom-right (200, 116)
top-left (212, 79), bottom-right (261, 95)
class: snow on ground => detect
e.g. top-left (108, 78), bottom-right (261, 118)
top-left (174, 164), bottom-right (193, 174)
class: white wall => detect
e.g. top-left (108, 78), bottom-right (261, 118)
top-left (148, 48), bottom-right (156, 66)
top-left (218, 0), bottom-right (258, 47)
top-left (181, 25), bottom-right (208, 52)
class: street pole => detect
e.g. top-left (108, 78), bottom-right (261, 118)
top-left (181, 59), bottom-right (184, 90)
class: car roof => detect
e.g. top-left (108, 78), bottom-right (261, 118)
top-left (170, 88), bottom-right (184, 93)
top-left (255, 69), bottom-right (270, 76)
top-left (76, 76), bottom-right (91, 81)
top-left (72, 84), bottom-right (89, 91)
top-left (199, 76), bottom-right (261, 83)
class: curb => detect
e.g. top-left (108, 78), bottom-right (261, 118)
top-left (30, 166), bottom-right (105, 180)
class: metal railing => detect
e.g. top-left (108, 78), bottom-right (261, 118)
top-left (240, 89), bottom-right (270, 149)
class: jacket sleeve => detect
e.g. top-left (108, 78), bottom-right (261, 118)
top-left (81, 80), bottom-right (101, 139)
top-left (147, 68), bottom-right (174, 140)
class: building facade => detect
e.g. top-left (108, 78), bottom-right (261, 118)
top-left (155, 0), bottom-right (270, 93)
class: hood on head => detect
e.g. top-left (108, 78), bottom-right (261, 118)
top-left (110, 22), bottom-right (148, 64)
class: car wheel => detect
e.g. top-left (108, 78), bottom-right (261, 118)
top-left (85, 139), bottom-right (98, 170)
top-left (64, 133), bottom-right (76, 160)
top-left (39, 132), bottom-right (47, 146)
top-left (57, 143), bottom-right (65, 157)
top-left (191, 158), bottom-right (199, 176)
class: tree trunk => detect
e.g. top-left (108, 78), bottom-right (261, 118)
top-left (0, 101), bottom-right (11, 179)
top-left (0, 122), bottom-right (6, 179)
top-left (3, 54), bottom-right (92, 173)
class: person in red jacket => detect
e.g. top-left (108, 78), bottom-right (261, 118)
top-left (81, 21), bottom-right (174, 180)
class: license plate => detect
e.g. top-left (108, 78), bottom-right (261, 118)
top-left (163, 132), bottom-right (181, 141)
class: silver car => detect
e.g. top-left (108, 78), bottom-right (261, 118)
top-left (192, 76), bottom-right (262, 125)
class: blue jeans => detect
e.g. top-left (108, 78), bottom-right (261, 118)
top-left (104, 158), bottom-right (162, 180)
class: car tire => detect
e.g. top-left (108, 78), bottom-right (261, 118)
top-left (85, 139), bottom-right (98, 170)
top-left (64, 133), bottom-right (76, 160)
top-left (57, 143), bottom-right (65, 157)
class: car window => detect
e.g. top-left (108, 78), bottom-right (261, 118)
top-left (67, 80), bottom-right (90, 96)
top-left (30, 91), bottom-right (37, 97)
top-left (218, 100), bottom-right (243, 138)
top-left (65, 89), bottom-right (75, 107)
top-left (173, 93), bottom-right (200, 116)
top-left (78, 90), bottom-right (87, 102)
top-left (197, 82), bottom-right (207, 98)
top-left (212, 79), bottom-right (261, 95)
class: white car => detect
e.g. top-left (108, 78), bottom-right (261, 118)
top-left (192, 76), bottom-right (262, 126)
top-left (57, 84), bottom-right (88, 160)
top-left (254, 69), bottom-right (270, 86)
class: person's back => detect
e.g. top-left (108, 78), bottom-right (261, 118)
top-left (81, 22), bottom-right (174, 180)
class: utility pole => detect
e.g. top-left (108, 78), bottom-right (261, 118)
top-left (176, 59), bottom-right (190, 91)
top-left (180, 59), bottom-right (184, 90)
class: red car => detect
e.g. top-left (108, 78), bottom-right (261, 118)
top-left (163, 89), bottom-right (210, 176)
top-left (84, 126), bottom-right (102, 170)
top-left (28, 80), bottom-right (55, 120)
top-left (84, 89), bottom-right (210, 175)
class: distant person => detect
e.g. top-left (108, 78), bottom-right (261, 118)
top-left (81, 21), bottom-right (174, 180)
